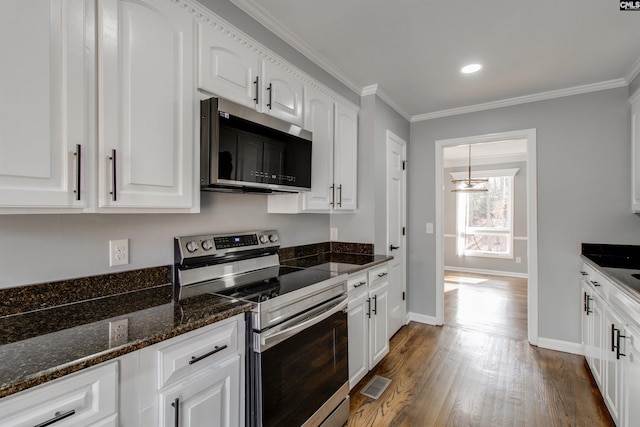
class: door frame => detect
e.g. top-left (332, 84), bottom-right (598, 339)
top-left (386, 130), bottom-right (408, 330)
top-left (434, 129), bottom-right (538, 345)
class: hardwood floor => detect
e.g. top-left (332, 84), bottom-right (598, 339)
top-left (348, 272), bottom-right (614, 427)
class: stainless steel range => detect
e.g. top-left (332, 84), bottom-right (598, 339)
top-left (174, 230), bottom-right (350, 427)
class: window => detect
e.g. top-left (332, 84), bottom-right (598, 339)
top-left (451, 169), bottom-right (518, 258)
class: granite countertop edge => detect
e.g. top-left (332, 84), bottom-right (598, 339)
top-left (0, 299), bottom-right (253, 399)
top-left (343, 255), bottom-right (394, 274)
top-left (581, 255), bottom-right (640, 305)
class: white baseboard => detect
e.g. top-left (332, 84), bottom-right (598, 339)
top-left (536, 337), bottom-right (584, 355)
top-left (407, 312), bottom-right (441, 326)
top-left (445, 265), bottom-right (528, 279)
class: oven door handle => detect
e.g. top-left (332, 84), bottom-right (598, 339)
top-left (256, 296), bottom-right (347, 352)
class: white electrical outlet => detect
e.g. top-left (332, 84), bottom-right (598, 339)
top-left (426, 223), bottom-right (434, 234)
top-left (330, 227), bottom-right (338, 241)
top-left (516, 257), bottom-right (522, 264)
top-left (109, 318), bottom-right (128, 348)
top-left (109, 239), bottom-right (129, 266)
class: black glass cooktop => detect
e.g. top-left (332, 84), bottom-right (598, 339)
top-left (188, 266), bottom-right (339, 303)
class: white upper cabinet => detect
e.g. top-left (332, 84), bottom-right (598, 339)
top-left (631, 93), bottom-right (640, 212)
top-left (301, 86), bottom-right (335, 210)
top-left (197, 22), bottom-right (261, 109)
top-left (334, 103), bottom-right (358, 211)
top-left (197, 23), bottom-right (304, 126)
top-left (267, 95), bottom-right (358, 214)
top-left (0, 0), bottom-right (197, 213)
top-left (98, 0), bottom-right (195, 210)
top-left (262, 61), bottom-right (304, 126)
top-left (0, 0), bottom-right (91, 210)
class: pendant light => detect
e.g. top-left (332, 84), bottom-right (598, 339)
top-left (451, 145), bottom-right (488, 192)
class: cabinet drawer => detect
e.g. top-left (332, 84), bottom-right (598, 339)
top-left (368, 264), bottom-right (389, 288)
top-left (0, 362), bottom-right (117, 427)
top-left (157, 318), bottom-right (238, 388)
top-left (348, 272), bottom-right (368, 294)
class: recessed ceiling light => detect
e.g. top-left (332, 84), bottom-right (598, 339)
top-left (461, 63), bottom-right (482, 74)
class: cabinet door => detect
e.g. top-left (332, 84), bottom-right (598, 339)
top-left (333, 103), bottom-right (358, 210)
top-left (590, 291), bottom-right (605, 388)
top-left (0, 0), bottom-right (90, 209)
top-left (604, 307), bottom-right (624, 425)
top-left (302, 86), bottom-right (334, 211)
top-left (632, 97), bottom-right (640, 212)
top-left (0, 362), bottom-right (117, 427)
top-left (369, 283), bottom-right (389, 368)
top-left (198, 23), bottom-right (260, 109)
top-left (98, 0), bottom-right (194, 209)
top-left (348, 291), bottom-right (369, 389)
top-left (161, 355), bottom-right (241, 427)
top-left (624, 325), bottom-right (640, 427)
top-left (262, 61), bottom-right (304, 126)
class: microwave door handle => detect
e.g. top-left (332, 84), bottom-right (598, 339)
top-left (258, 296), bottom-right (347, 352)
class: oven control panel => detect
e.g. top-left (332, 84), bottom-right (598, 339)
top-left (176, 230), bottom-right (279, 260)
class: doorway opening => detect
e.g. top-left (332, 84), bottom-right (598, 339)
top-left (435, 130), bottom-right (538, 345)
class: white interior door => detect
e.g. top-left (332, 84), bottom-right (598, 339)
top-left (386, 131), bottom-right (407, 338)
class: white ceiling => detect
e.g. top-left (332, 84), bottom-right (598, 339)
top-left (229, 0), bottom-right (640, 120)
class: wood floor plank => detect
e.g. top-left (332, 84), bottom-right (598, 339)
top-left (348, 273), bottom-right (614, 427)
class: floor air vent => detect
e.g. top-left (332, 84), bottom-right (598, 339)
top-left (360, 375), bottom-right (392, 400)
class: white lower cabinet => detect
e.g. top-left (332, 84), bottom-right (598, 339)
top-left (624, 325), bottom-right (640, 427)
top-left (0, 362), bottom-right (118, 427)
top-left (160, 355), bottom-right (241, 427)
top-left (580, 263), bottom-right (640, 427)
top-left (120, 314), bottom-right (245, 427)
top-left (347, 264), bottom-right (390, 389)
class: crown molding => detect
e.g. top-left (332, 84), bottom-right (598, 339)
top-left (361, 84), bottom-right (378, 97)
top-left (227, 0), bottom-right (363, 96)
top-left (411, 78), bottom-right (628, 122)
top-left (625, 55), bottom-right (640, 84)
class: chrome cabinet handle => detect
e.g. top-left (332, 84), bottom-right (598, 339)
top-left (34, 409), bottom-right (76, 427)
top-left (354, 281), bottom-right (366, 288)
top-left (171, 398), bottom-right (180, 427)
top-left (73, 144), bottom-right (81, 201)
top-left (188, 345), bottom-right (228, 365)
top-left (267, 83), bottom-right (272, 109)
top-left (109, 149), bottom-right (117, 201)
top-left (253, 76), bottom-right (259, 104)
top-left (337, 184), bottom-right (342, 207)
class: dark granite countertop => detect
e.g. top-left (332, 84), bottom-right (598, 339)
top-left (0, 283), bottom-right (252, 398)
top-left (581, 243), bottom-right (640, 304)
top-left (281, 253), bottom-right (392, 274)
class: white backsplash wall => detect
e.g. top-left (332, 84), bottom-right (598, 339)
top-left (0, 192), bottom-right (329, 288)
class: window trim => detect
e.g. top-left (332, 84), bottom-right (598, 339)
top-left (451, 168), bottom-right (519, 259)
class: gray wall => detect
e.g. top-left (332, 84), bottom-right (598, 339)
top-left (409, 86), bottom-right (640, 344)
top-left (444, 161), bottom-right (528, 275)
top-left (330, 94), bottom-right (410, 249)
top-left (195, 0), bottom-right (359, 106)
top-left (0, 193), bottom-right (329, 288)
top-left (630, 73), bottom-right (640, 99)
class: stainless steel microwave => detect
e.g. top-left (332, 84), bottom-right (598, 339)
top-left (200, 97), bottom-right (312, 193)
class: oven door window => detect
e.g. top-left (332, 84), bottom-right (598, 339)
top-left (258, 310), bottom-right (348, 427)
